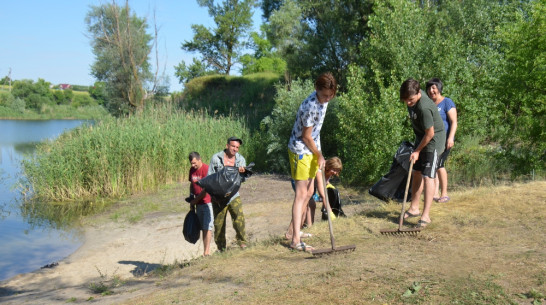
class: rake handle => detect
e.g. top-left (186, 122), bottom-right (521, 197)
top-left (320, 169), bottom-right (336, 250)
top-left (398, 159), bottom-right (414, 230)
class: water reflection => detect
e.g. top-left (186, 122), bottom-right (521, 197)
top-left (0, 120), bottom-right (94, 281)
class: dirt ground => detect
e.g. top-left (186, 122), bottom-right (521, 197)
top-left (0, 174), bottom-right (310, 304)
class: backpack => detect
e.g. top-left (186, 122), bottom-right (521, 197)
top-left (321, 184), bottom-right (346, 220)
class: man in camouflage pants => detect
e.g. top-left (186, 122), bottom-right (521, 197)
top-left (207, 136), bottom-right (248, 251)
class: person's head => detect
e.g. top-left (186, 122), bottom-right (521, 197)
top-left (325, 157), bottom-right (343, 178)
top-left (400, 78), bottom-right (422, 107)
top-left (188, 152), bottom-right (203, 170)
top-left (315, 72), bottom-right (337, 104)
top-left (225, 136), bottom-right (242, 158)
top-left (425, 78), bottom-right (443, 101)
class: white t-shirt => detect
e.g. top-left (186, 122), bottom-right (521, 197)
top-left (288, 91), bottom-right (329, 155)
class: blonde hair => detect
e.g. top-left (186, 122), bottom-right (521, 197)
top-left (325, 157), bottom-right (343, 172)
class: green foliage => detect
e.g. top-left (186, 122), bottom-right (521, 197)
top-left (11, 79), bottom-right (54, 110)
top-left (22, 105), bottom-right (249, 201)
top-left (336, 66), bottom-right (411, 185)
top-left (240, 30), bottom-right (286, 75)
top-left (72, 94), bottom-right (96, 108)
top-left (176, 72), bottom-right (281, 130)
top-left (0, 76), bottom-right (11, 85)
top-left (181, 0), bottom-right (256, 75)
top-left (86, 1), bottom-right (153, 116)
top-left (88, 81), bottom-right (107, 106)
top-left (174, 58), bottom-right (216, 84)
top-left (260, 78), bottom-right (314, 173)
top-left (493, 0), bottom-right (546, 174)
top-left (265, 0), bottom-right (373, 89)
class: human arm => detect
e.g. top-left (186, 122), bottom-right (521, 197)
top-left (302, 125), bottom-right (325, 169)
top-left (190, 190), bottom-right (207, 208)
top-left (446, 108), bottom-right (458, 150)
top-left (411, 126), bottom-right (435, 162)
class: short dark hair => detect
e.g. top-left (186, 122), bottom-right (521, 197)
top-left (400, 78), bottom-right (421, 100)
top-left (315, 72), bottom-right (337, 95)
top-left (188, 151), bottom-right (201, 162)
top-left (426, 78), bottom-right (443, 94)
top-left (227, 136), bottom-right (243, 145)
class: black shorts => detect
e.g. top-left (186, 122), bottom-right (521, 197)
top-left (413, 150), bottom-right (440, 179)
top-left (438, 148), bottom-right (451, 169)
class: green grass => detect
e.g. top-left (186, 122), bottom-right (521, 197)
top-left (21, 105), bottom-right (250, 202)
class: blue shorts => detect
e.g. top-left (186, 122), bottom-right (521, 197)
top-left (196, 203), bottom-right (214, 231)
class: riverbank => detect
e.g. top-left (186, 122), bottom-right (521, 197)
top-left (0, 174), bottom-right (297, 304)
top-left (1, 177), bottom-right (544, 304)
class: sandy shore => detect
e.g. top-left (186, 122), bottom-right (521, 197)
top-left (0, 174), bottom-right (294, 304)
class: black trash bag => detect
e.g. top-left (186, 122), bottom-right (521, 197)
top-left (321, 186), bottom-right (346, 220)
top-left (196, 163), bottom-right (254, 205)
top-left (368, 141), bottom-right (414, 202)
top-left (183, 209), bottom-right (200, 244)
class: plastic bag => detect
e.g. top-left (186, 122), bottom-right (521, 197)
top-left (368, 141), bottom-right (414, 202)
top-left (182, 209), bottom-right (201, 244)
top-left (196, 162), bottom-right (254, 205)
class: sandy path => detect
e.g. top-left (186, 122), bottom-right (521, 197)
top-left (0, 174), bottom-right (294, 304)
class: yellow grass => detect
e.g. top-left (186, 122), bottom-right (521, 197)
top-left (120, 180), bottom-right (545, 304)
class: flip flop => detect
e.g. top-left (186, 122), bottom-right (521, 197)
top-left (416, 219), bottom-right (430, 228)
top-left (290, 242), bottom-right (314, 252)
top-left (404, 211), bottom-right (420, 219)
top-left (300, 231), bottom-right (313, 238)
top-left (433, 197), bottom-right (440, 202)
top-left (437, 196), bottom-right (450, 203)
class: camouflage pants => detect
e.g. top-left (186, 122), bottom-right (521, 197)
top-left (212, 196), bottom-right (247, 251)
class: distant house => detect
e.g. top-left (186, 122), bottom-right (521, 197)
top-left (59, 84), bottom-right (71, 90)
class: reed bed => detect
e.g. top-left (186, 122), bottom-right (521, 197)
top-left (22, 105), bottom-right (250, 202)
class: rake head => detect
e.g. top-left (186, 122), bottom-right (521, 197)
top-left (380, 227), bottom-right (421, 235)
top-left (312, 245), bottom-right (356, 256)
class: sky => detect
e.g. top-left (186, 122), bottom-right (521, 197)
top-left (0, 1), bottom-right (262, 93)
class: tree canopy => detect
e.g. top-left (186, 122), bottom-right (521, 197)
top-left (177, 0), bottom-right (256, 84)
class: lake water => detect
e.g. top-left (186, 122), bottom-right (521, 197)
top-left (0, 120), bottom-right (90, 281)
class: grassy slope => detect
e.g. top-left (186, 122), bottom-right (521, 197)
top-left (122, 180), bottom-right (545, 305)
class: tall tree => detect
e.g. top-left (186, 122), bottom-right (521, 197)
top-left (265, 0), bottom-right (373, 89)
top-left (178, 0), bottom-right (256, 81)
top-left (86, 0), bottom-right (153, 116)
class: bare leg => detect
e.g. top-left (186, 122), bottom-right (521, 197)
top-left (433, 176), bottom-right (440, 199)
top-left (437, 167), bottom-right (448, 198)
top-left (290, 179), bottom-right (314, 247)
top-left (421, 176), bottom-right (435, 222)
top-left (305, 199), bottom-right (316, 227)
top-left (406, 170), bottom-right (422, 217)
top-left (285, 196), bottom-right (310, 239)
top-left (202, 230), bottom-right (212, 256)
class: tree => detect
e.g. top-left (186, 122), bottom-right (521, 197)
top-left (174, 58), bottom-right (216, 84)
top-left (264, 0), bottom-right (373, 89)
top-left (494, 0), bottom-right (545, 174)
top-left (178, 0), bottom-right (256, 81)
top-left (239, 29), bottom-right (286, 75)
top-left (86, 0), bottom-right (154, 116)
top-left (11, 79), bottom-right (54, 110)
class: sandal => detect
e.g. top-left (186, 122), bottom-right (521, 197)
top-left (437, 196), bottom-right (450, 203)
top-left (300, 231), bottom-right (313, 238)
top-left (416, 219), bottom-right (430, 228)
top-left (404, 211), bottom-right (420, 219)
top-left (290, 242), bottom-right (314, 252)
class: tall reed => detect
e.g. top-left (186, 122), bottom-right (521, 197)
top-left (22, 105), bottom-right (250, 202)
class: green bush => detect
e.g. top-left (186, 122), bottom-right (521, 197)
top-left (260, 79), bottom-right (314, 174)
top-left (176, 72), bottom-right (281, 130)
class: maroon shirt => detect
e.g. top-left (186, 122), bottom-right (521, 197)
top-left (189, 163), bottom-right (211, 204)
